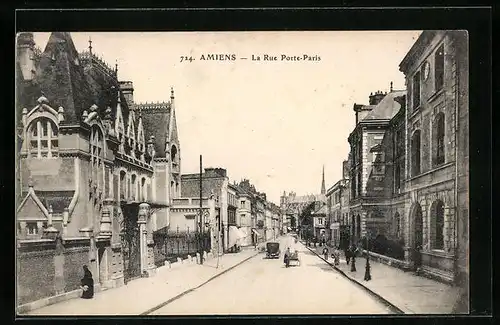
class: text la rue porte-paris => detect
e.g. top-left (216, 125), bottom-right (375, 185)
top-left (180, 54), bottom-right (321, 62)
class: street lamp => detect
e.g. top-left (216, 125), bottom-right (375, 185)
top-left (364, 236), bottom-right (372, 281)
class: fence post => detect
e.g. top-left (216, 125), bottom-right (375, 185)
top-left (187, 227), bottom-right (190, 254)
top-left (176, 226), bottom-right (180, 256)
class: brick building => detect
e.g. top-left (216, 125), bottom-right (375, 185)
top-left (16, 32), bottom-right (180, 307)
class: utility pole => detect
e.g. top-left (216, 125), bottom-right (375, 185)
top-left (199, 154), bottom-right (203, 265)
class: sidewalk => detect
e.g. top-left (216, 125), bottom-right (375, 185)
top-left (22, 249), bottom-right (259, 316)
top-left (304, 242), bottom-right (461, 314)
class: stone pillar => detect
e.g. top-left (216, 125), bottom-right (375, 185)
top-left (138, 203), bottom-right (148, 275)
top-left (138, 202), bottom-right (155, 276)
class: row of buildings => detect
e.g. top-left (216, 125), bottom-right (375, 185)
top-left (319, 30), bottom-right (468, 294)
top-left (15, 32), bottom-right (282, 308)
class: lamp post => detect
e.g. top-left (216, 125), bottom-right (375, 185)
top-left (364, 236), bottom-right (371, 281)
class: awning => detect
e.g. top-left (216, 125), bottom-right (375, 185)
top-left (229, 226), bottom-right (246, 247)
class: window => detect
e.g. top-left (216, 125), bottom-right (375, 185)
top-left (435, 113), bottom-right (445, 166)
top-left (90, 126), bottom-right (105, 195)
top-left (119, 171), bottom-right (127, 200)
top-left (28, 118), bottom-right (58, 158)
top-left (26, 222), bottom-right (37, 235)
top-left (412, 71), bottom-right (421, 110)
top-left (431, 200), bottom-right (445, 249)
top-left (357, 170), bottom-right (362, 196)
top-left (435, 44), bottom-right (444, 91)
top-left (411, 130), bottom-right (421, 177)
top-left (141, 177), bottom-right (147, 201)
top-left (241, 200), bottom-right (245, 208)
top-left (131, 174), bottom-right (137, 201)
top-left (395, 163), bottom-right (401, 192)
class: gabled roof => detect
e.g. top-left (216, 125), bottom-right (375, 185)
top-left (35, 32), bottom-right (95, 124)
top-left (362, 90), bottom-right (406, 122)
top-left (313, 203), bottom-right (327, 215)
top-left (138, 102), bottom-right (171, 157)
top-left (17, 185), bottom-right (50, 219)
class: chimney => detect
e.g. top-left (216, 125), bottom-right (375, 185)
top-left (119, 81), bottom-right (134, 106)
top-left (17, 33), bottom-right (36, 81)
top-left (369, 90), bottom-right (387, 105)
top-left (214, 168), bottom-right (227, 177)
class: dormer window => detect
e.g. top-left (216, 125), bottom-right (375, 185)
top-left (28, 118), bottom-right (58, 158)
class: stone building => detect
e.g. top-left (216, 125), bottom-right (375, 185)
top-left (236, 186), bottom-right (253, 247)
top-left (348, 88), bottom-right (407, 245)
top-left (326, 179), bottom-right (347, 247)
top-left (181, 168), bottom-right (228, 253)
top-left (16, 32), bottom-right (179, 307)
top-left (399, 30), bottom-right (469, 284)
top-left (345, 30), bottom-right (468, 286)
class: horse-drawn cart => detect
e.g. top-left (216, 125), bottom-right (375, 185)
top-left (284, 250), bottom-right (300, 267)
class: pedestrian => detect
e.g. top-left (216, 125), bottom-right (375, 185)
top-left (284, 247), bottom-right (291, 267)
top-left (334, 246), bottom-right (340, 266)
top-left (322, 246), bottom-right (329, 260)
top-left (80, 265), bottom-right (94, 299)
top-left (344, 246), bottom-right (350, 265)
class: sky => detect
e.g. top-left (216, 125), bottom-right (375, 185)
top-left (33, 31), bottom-right (421, 204)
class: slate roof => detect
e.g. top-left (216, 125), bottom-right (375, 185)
top-left (362, 90), bottom-right (406, 122)
top-left (17, 32), bottom-right (131, 126)
top-left (181, 173), bottom-right (225, 198)
top-left (137, 102), bottom-right (171, 157)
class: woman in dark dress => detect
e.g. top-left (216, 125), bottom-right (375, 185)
top-left (80, 265), bottom-right (94, 299)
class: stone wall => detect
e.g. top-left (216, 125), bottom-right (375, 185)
top-left (17, 238), bottom-right (91, 306)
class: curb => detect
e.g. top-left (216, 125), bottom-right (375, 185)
top-left (301, 241), bottom-right (405, 315)
top-left (140, 251), bottom-right (259, 315)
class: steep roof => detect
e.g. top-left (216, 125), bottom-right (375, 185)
top-left (138, 102), bottom-right (171, 157)
top-left (313, 204), bottom-right (327, 215)
top-left (35, 32), bottom-right (96, 124)
top-left (362, 90), bottom-right (406, 122)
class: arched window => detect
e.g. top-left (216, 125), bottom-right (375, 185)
top-left (434, 113), bottom-right (445, 166)
top-left (90, 126), bottom-right (105, 194)
top-left (411, 130), bottom-right (421, 177)
top-left (141, 177), bottom-right (147, 201)
top-left (430, 200), bottom-right (445, 250)
top-left (131, 174), bottom-right (137, 201)
top-left (119, 170), bottom-right (127, 201)
top-left (171, 145), bottom-right (178, 168)
top-left (28, 118), bottom-right (58, 158)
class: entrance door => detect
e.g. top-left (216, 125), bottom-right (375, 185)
top-left (121, 210), bottom-right (141, 283)
top-left (413, 204), bottom-right (423, 268)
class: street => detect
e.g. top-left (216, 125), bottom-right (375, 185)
top-left (147, 235), bottom-right (394, 315)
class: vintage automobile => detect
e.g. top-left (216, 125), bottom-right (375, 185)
top-left (266, 242), bottom-right (281, 259)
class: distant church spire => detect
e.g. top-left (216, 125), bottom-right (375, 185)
top-left (321, 165), bottom-right (326, 195)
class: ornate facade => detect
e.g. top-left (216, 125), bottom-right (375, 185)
top-left (16, 32), bottom-right (180, 306)
top-left (346, 30), bottom-right (468, 285)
